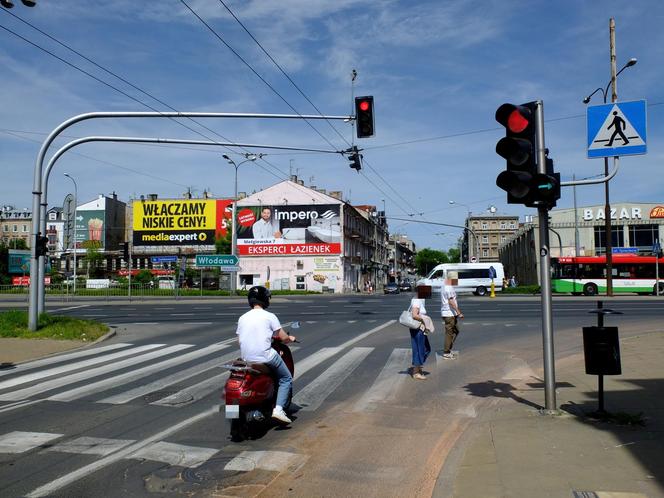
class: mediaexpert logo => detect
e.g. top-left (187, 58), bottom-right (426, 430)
top-left (649, 206), bottom-right (664, 219)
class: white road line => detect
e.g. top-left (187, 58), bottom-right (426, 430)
top-left (48, 305), bottom-right (90, 313)
top-left (347, 320), bottom-right (357, 323)
top-left (337, 320), bottom-right (395, 350)
top-left (130, 441), bottom-right (218, 468)
top-left (215, 313), bottom-right (237, 316)
top-left (170, 313), bottom-right (194, 316)
top-left (293, 347), bottom-right (373, 411)
top-left (0, 399), bottom-right (43, 415)
top-left (182, 322), bottom-right (213, 325)
top-left (151, 372), bottom-right (228, 407)
top-left (0, 344), bottom-right (191, 402)
top-left (81, 314), bottom-right (108, 317)
top-left (352, 348), bottom-right (410, 412)
top-left (0, 344), bottom-right (165, 390)
top-left (0, 431), bottom-right (63, 453)
top-left (47, 436), bottom-right (134, 456)
top-left (26, 406), bottom-right (216, 498)
top-left (49, 344), bottom-right (230, 402)
top-left (294, 347), bottom-right (342, 379)
top-left (0, 343), bottom-right (133, 377)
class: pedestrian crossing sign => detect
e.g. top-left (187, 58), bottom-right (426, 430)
top-left (587, 100), bottom-right (647, 158)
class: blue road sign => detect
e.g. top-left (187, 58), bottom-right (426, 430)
top-left (488, 266), bottom-right (497, 279)
top-left (612, 247), bottom-right (638, 254)
top-left (587, 100), bottom-right (647, 158)
top-left (151, 255), bottom-right (178, 263)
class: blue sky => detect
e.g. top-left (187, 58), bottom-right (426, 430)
top-left (1, 0), bottom-right (664, 251)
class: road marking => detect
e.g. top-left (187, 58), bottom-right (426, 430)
top-left (347, 320), bottom-right (357, 323)
top-left (182, 322), bottom-right (213, 325)
top-left (0, 431), bottom-right (62, 453)
top-left (0, 399), bottom-right (43, 414)
top-left (130, 322), bottom-right (159, 325)
top-left (0, 344), bottom-right (165, 391)
top-left (81, 314), bottom-right (108, 317)
top-left (49, 344), bottom-right (229, 402)
top-left (0, 343), bottom-right (133, 378)
top-left (294, 347), bottom-right (373, 411)
top-left (193, 307), bottom-right (212, 310)
top-left (26, 406), bottom-right (216, 498)
top-left (307, 305), bottom-right (328, 308)
top-left (130, 441), bottom-right (218, 468)
top-left (295, 347), bottom-right (342, 379)
top-left (47, 436), bottom-right (134, 456)
top-left (0, 344), bottom-right (191, 402)
top-left (352, 348), bottom-right (410, 412)
top-left (336, 321), bottom-right (395, 350)
top-left (215, 313), bottom-right (237, 316)
top-left (48, 305), bottom-right (90, 312)
top-left (301, 312), bottom-right (324, 315)
top-left (170, 313), bottom-right (194, 316)
top-left (224, 450), bottom-right (307, 472)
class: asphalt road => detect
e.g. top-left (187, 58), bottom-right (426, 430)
top-left (0, 294), bottom-right (662, 497)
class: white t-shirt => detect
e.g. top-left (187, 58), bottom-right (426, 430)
top-left (236, 308), bottom-right (281, 362)
top-left (410, 298), bottom-right (427, 316)
top-left (252, 218), bottom-right (279, 239)
top-left (440, 285), bottom-right (457, 317)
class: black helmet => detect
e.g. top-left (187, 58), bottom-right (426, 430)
top-left (248, 285), bottom-right (271, 309)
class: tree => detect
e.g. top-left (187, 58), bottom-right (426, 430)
top-left (415, 248), bottom-right (449, 276)
top-left (447, 247), bottom-right (461, 263)
top-left (215, 219), bottom-right (233, 254)
top-left (85, 246), bottom-right (105, 278)
top-left (133, 269), bottom-right (153, 284)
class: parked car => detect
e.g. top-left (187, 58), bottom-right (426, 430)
top-left (384, 282), bottom-right (400, 294)
top-left (398, 280), bottom-right (413, 292)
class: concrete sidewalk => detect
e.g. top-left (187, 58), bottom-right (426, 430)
top-left (439, 330), bottom-right (664, 498)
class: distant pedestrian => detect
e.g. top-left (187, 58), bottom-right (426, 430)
top-left (408, 286), bottom-right (433, 379)
top-left (509, 275), bottom-right (517, 288)
top-left (441, 271), bottom-right (464, 359)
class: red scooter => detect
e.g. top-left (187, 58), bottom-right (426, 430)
top-left (223, 324), bottom-right (298, 441)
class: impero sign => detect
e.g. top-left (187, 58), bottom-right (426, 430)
top-left (133, 199), bottom-right (232, 246)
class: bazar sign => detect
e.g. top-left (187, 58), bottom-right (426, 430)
top-left (582, 207), bottom-right (642, 221)
top-left (239, 243), bottom-right (341, 256)
top-left (132, 199), bottom-right (232, 246)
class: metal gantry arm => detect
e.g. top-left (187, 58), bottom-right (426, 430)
top-left (28, 111), bottom-right (354, 330)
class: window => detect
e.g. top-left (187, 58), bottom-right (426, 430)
top-left (482, 235), bottom-right (489, 243)
top-left (500, 222), bottom-right (506, 229)
top-left (594, 226), bottom-right (625, 255)
top-left (2, 225), bottom-right (7, 232)
top-left (509, 222), bottom-right (516, 228)
top-left (481, 222), bottom-right (488, 229)
top-left (500, 235), bottom-right (506, 242)
top-left (22, 225), bottom-right (28, 232)
top-left (628, 224), bottom-right (657, 250)
top-left (13, 225), bottom-right (17, 232)
top-left (482, 249), bottom-right (489, 257)
top-left (49, 213), bottom-right (56, 221)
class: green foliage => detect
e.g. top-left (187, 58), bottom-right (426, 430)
top-left (0, 309), bottom-right (108, 339)
top-left (85, 246), bottom-right (105, 278)
top-left (501, 285), bottom-right (540, 294)
top-left (133, 269), bottom-right (154, 284)
top-left (415, 248), bottom-right (449, 276)
top-left (215, 220), bottom-right (233, 255)
top-left (447, 247), bottom-right (461, 263)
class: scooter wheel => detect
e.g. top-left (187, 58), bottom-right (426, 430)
top-left (230, 412), bottom-right (248, 442)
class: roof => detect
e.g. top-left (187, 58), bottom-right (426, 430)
top-left (238, 180), bottom-right (342, 206)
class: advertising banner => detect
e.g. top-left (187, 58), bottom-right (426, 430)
top-left (8, 249), bottom-right (31, 274)
top-left (236, 204), bottom-right (341, 256)
top-left (132, 199), bottom-right (232, 246)
top-left (75, 209), bottom-right (105, 249)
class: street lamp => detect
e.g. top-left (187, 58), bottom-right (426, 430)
top-left (63, 173), bottom-right (77, 293)
top-left (223, 153), bottom-right (261, 293)
top-left (449, 200), bottom-right (475, 262)
top-left (583, 56), bottom-right (637, 296)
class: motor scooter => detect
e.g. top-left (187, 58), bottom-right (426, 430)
top-left (223, 322), bottom-right (299, 441)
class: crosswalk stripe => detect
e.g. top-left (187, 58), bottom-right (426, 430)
top-left (26, 406), bottom-right (216, 498)
top-left (294, 347), bottom-right (342, 379)
top-left (0, 344), bottom-right (192, 402)
top-left (0, 343), bottom-right (133, 378)
top-left (352, 348), bottom-right (410, 412)
top-left (0, 431), bottom-right (63, 453)
top-left (47, 436), bottom-right (134, 456)
top-left (49, 344), bottom-right (231, 402)
top-left (293, 347), bottom-right (373, 411)
top-left (129, 441), bottom-right (218, 468)
top-left (0, 344), bottom-right (164, 390)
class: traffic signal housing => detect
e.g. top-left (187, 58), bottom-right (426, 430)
top-left (495, 101), bottom-right (560, 208)
top-left (355, 96), bottom-right (375, 138)
top-left (35, 233), bottom-right (48, 257)
top-left (347, 146), bottom-right (362, 171)
top-left (121, 242), bottom-right (129, 261)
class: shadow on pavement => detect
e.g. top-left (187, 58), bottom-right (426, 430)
top-left (463, 380), bottom-right (543, 410)
top-left (560, 377), bottom-right (664, 490)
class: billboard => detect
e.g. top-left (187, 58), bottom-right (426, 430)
top-left (75, 209), bottom-right (105, 249)
top-left (8, 249), bottom-right (31, 274)
top-left (236, 204), bottom-right (341, 256)
top-left (132, 199), bottom-right (232, 246)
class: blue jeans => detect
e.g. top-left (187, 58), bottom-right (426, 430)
top-left (265, 352), bottom-right (293, 409)
top-left (409, 328), bottom-right (431, 366)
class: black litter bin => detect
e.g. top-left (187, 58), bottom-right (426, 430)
top-left (582, 326), bottom-right (621, 375)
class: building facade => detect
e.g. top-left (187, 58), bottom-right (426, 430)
top-left (499, 202), bottom-right (664, 285)
top-left (1, 207), bottom-right (32, 248)
top-left (464, 213), bottom-right (520, 262)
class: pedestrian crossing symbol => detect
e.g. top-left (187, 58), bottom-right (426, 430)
top-left (587, 100), bottom-right (647, 158)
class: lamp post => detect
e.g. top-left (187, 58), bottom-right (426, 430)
top-left (223, 153), bottom-right (260, 294)
top-left (583, 45), bottom-right (637, 297)
top-left (449, 200), bottom-right (475, 262)
top-left (63, 173), bottom-right (78, 294)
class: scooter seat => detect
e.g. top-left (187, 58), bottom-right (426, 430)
top-left (229, 359), bottom-right (272, 375)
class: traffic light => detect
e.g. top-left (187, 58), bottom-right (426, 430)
top-left (347, 146), bottom-right (362, 171)
top-left (1, 0), bottom-right (36, 7)
top-left (355, 96), bottom-right (375, 138)
top-left (121, 242), bottom-right (129, 261)
top-left (495, 101), bottom-right (560, 208)
top-left (35, 233), bottom-right (48, 257)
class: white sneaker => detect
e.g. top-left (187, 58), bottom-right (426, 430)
top-left (271, 406), bottom-right (292, 424)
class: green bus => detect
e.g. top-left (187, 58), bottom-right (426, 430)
top-left (551, 255), bottom-right (664, 296)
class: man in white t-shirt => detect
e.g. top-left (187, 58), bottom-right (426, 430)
top-left (440, 271), bottom-right (464, 359)
top-left (252, 207), bottom-right (281, 239)
top-left (236, 286), bottom-right (296, 424)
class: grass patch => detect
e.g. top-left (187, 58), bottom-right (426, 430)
top-left (502, 285), bottom-right (541, 295)
top-left (0, 310), bottom-right (109, 342)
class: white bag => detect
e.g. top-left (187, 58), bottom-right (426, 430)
top-left (399, 309), bottom-right (421, 329)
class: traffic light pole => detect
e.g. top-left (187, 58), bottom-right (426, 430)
top-left (534, 101), bottom-right (557, 413)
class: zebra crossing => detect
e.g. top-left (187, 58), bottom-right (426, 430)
top-left (0, 319), bottom-right (442, 481)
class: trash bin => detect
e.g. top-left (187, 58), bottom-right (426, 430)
top-left (582, 326), bottom-right (621, 375)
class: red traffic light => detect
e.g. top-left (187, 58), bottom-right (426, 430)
top-left (354, 96), bottom-right (374, 138)
top-left (495, 103), bottom-right (532, 133)
top-left (359, 100), bottom-right (370, 112)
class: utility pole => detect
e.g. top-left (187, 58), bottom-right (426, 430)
top-left (605, 18), bottom-right (617, 296)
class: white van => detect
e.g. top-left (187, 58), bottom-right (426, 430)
top-left (416, 263), bottom-right (505, 296)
